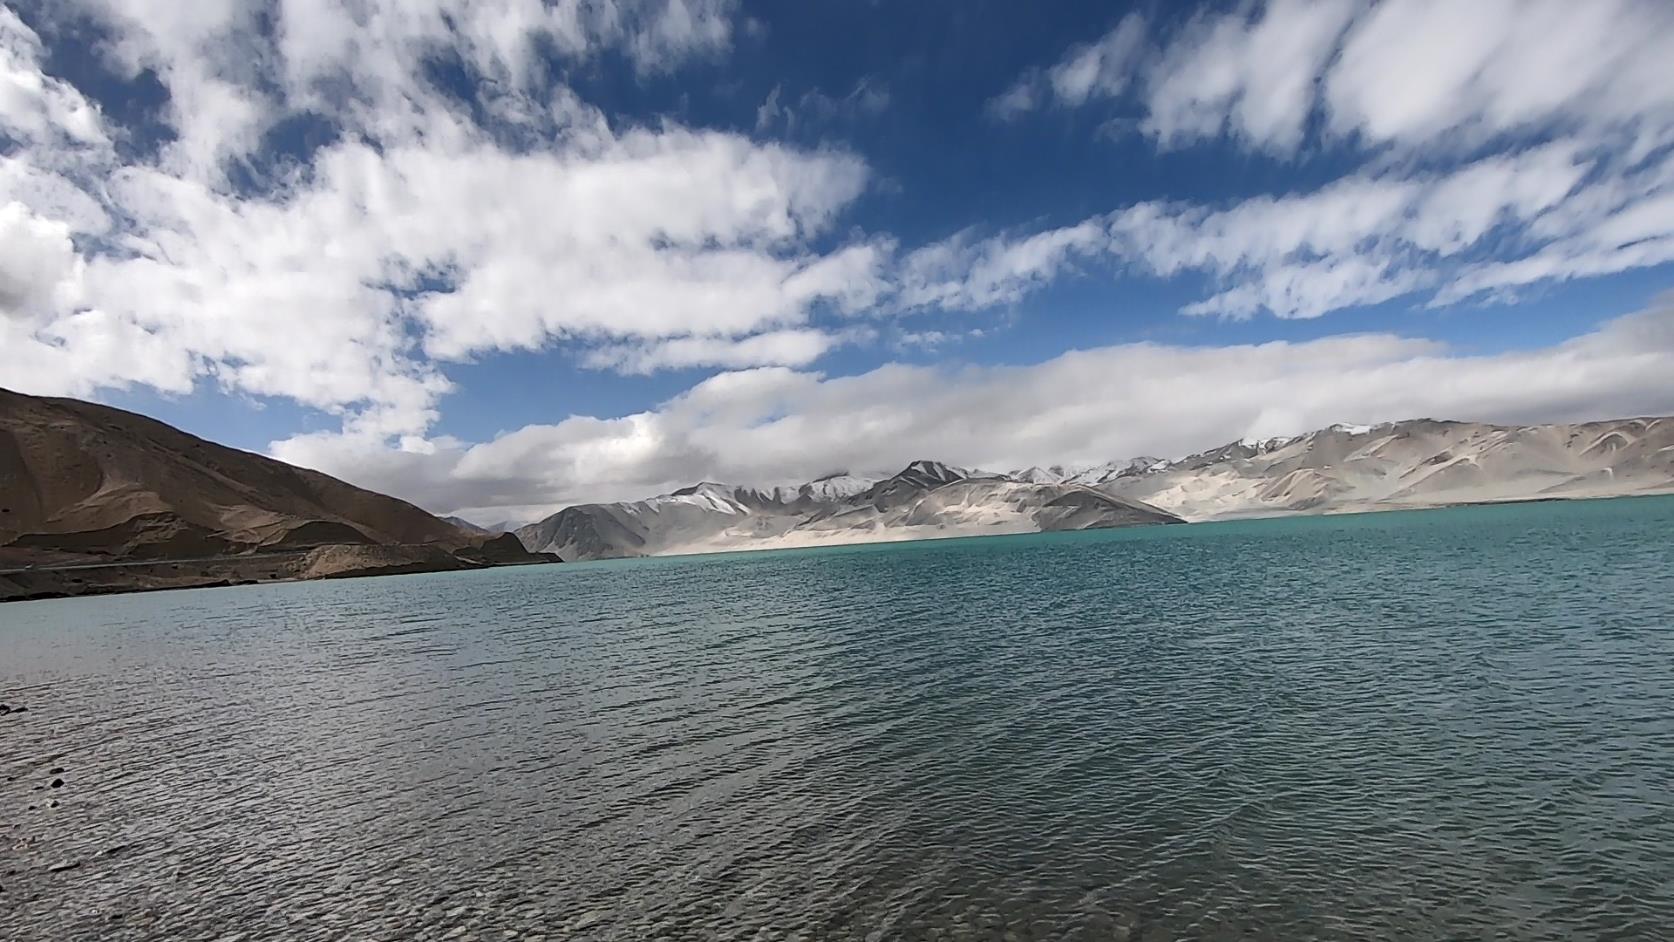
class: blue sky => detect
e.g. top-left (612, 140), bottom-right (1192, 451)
top-left (4, 0), bottom-right (1674, 520)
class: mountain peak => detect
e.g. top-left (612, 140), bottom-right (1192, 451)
top-left (890, 459), bottom-right (989, 489)
top-left (670, 481), bottom-right (732, 497)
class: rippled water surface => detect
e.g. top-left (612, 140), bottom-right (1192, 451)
top-left (4, 497), bottom-right (1674, 941)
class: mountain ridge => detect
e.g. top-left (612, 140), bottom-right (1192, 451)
top-left (515, 415), bottom-right (1674, 560)
top-left (516, 458), bottom-right (1186, 561)
top-left (1105, 416), bottom-right (1674, 520)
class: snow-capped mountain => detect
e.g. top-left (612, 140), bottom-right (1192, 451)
top-left (1009, 458), bottom-right (1169, 487)
top-left (1101, 417), bottom-right (1674, 520)
top-left (516, 459), bottom-right (1181, 560)
top-left (1063, 457), bottom-right (1171, 486)
top-left (514, 416), bottom-right (1674, 561)
top-left (1009, 465), bottom-right (1071, 485)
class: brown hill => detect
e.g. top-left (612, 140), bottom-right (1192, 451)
top-left (0, 388), bottom-right (556, 600)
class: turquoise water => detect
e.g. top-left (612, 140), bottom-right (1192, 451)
top-left (3, 497), bottom-right (1673, 940)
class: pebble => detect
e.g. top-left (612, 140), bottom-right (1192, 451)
top-left (50, 766), bottom-right (64, 774)
top-left (48, 861), bottom-right (81, 873)
top-left (50, 778), bottom-right (64, 789)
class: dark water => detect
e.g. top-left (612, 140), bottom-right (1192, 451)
top-left (4, 497), bottom-right (1674, 941)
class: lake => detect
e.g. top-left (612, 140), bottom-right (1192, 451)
top-left (3, 497), bottom-right (1673, 940)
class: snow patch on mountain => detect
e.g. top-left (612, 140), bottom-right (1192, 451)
top-left (513, 416), bottom-right (1674, 561)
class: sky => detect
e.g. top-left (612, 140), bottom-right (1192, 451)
top-left (3, 0), bottom-right (1674, 524)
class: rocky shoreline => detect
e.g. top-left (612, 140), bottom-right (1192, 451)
top-left (0, 541), bottom-right (560, 604)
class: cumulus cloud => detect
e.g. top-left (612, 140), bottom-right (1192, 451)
top-left (5, 0), bottom-right (1674, 502)
top-left (0, 7), bottom-right (106, 147)
top-left (273, 298), bottom-right (1674, 520)
top-left (45, 0), bottom-right (738, 182)
top-left (58, 125), bottom-right (873, 433)
top-left (0, 0), bottom-right (881, 436)
top-left (0, 200), bottom-right (83, 320)
top-left (58, 0), bottom-right (276, 182)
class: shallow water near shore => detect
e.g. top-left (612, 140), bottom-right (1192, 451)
top-left (4, 496), bottom-right (1674, 941)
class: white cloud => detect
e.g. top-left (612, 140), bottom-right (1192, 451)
top-left (622, 0), bottom-right (735, 72)
top-left (1179, 257), bottom-right (1426, 320)
top-left (899, 220), bottom-right (1108, 310)
top-left (0, 200), bottom-right (83, 320)
top-left (62, 0), bottom-right (272, 183)
top-left (46, 0), bottom-right (741, 184)
top-left (1118, 141), bottom-right (1598, 316)
top-left (0, 0), bottom-right (886, 438)
top-left (902, 141), bottom-right (1612, 320)
top-left (274, 298), bottom-right (1674, 518)
top-left (42, 125), bottom-right (873, 434)
top-left (756, 77), bottom-right (889, 136)
top-left (582, 328), bottom-right (853, 374)
top-left (1326, 0), bottom-right (1674, 152)
top-left (270, 0), bottom-right (736, 119)
top-left (984, 81), bottom-right (1037, 122)
top-left (1000, 0), bottom-right (1674, 157)
top-left (5, 0), bottom-right (1673, 493)
top-left (0, 7), bottom-right (107, 147)
top-left (1047, 13), bottom-right (1146, 107)
top-left (1437, 157), bottom-right (1674, 304)
top-left (0, 307), bottom-right (195, 399)
top-left (0, 157), bottom-right (111, 234)
top-left (988, 13), bottom-right (1144, 121)
top-left (1143, 0), bottom-right (1357, 151)
top-left (968, 2), bottom-right (1674, 316)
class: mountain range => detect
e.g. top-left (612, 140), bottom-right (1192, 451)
top-left (514, 417), bottom-right (1674, 560)
top-left (6, 387), bottom-right (1670, 591)
top-left (1104, 417), bottom-right (1674, 520)
top-left (0, 388), bottom-right (555, 601)
top-left (514, 459), bottom-right (1184, 560)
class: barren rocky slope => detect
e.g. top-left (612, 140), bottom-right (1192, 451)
top-left (1100, 418), bottom-right (1674, 520)
top-left (0, 388), bottom-right (555, 601)
top-left (517, 416), bottom-right (1674, 561)
top-left (517, 460), bottom-right (1185, 560)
